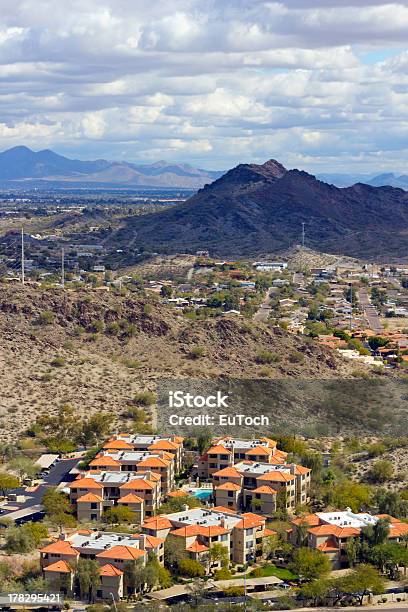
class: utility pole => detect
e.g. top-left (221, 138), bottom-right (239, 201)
top-left (349, 282), bottom-right (353, 332)
top-left (61, 247), bottom-right (65, 289)
top-left (21, 227), bottom-right (25, 286)
top-left (301, 222), bottom-right (305, 248)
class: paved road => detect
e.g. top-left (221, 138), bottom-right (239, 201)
top-left (358, 288), bottom-right (383, 333)
top-left (0, 457), bottom-right (79, 522)
top-left (253, 288), bottom-right (272, 322)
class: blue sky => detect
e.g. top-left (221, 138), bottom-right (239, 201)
top-left (0, 0), bottom-right (407, 173)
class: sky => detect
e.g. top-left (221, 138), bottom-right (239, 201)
top-left (0, 0), bottom-right (408, 173)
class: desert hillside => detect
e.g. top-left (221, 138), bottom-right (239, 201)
top-left (0, 286), bottom-right (354, 443)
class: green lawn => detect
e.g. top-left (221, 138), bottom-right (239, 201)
top-left (249, 564), bottom-right (298, 581)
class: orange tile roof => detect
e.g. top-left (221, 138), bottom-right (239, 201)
top-left (137, 457), bottom-right (170, 468)
top-left (264, 528), bottom-right (278, 537)
top-left (99, 563), bottom-right (124, 577)
top-left (207, 445), bottom-right (232, 455)
top-left (142, 516), bottom-right (173, 530)
top-left (103, 439), bottom-right (133, 450)
top-left (216, 482), bottom-right (241, 491)
top-left (294, 465), bottom-right (311, 475)
top-left (212, 506), bottom-right (237, 514)
top-left (257, 471), bottom-right (296, 483)
top-left (389, 522), bottom-right (408, 538)
top-left (43, 560), bottom-right (72, 573)
top-left (118, 493), bottom-right (144, 504)
top-left (71, 477), bottom-right (103, 489)
top-left (253, 485), bottom-right (277, 495)
top-left (213, 467), bottom-right (242, 478)
top-left (245, 446), bottom-right (272, 456)
top-left (77, 493), bottom-right (103, 503)
top-left (97, 545), bottom-right (146, 561)
top-left (120, 479), bottom-right (154, 490)
top-left (89, 456), bottom-right (120, 467)
top-left (308, 525), bottom-right (360, 538)
top-left (291, 514), bottom-right (321, 527)
top-left (318, 538), bottom-right (339, 552)
top-left (40, 540), bottom-right (79, 556)
top-left (171, 525), bottom-right (230, 538)
top-left (167, 490), bottom-right (189, 498)
top-left (259, 437), bottom-right (277, 447)
top-left (186, 539), bottom-right (209, 553)
top-left (148, 440), bottom-right (179, 451)
top-left (141, 534), bottom-right (165, 548)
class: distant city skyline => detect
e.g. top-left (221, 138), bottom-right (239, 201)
top-left (1, 0), bottom-right (408, 172)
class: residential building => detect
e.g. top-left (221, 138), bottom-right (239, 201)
top-left (68, 471), bottom-right (161, 521)
top-left (141, 506), bottom-right (276, 567)
top-left (290, 511), bottom-right (408, 569)
top-left (40, 530), bottom-right (164, 601)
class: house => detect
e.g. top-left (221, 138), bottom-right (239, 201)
top-left (141, 506), bottom-right (274, 566)
top-left (40, 530), bottom-right (164, 601)
top-left (68, 471), bottom-right (161, 521)
top-left (198, 437), bottom-right (310, 515)
top-left (289, 511), bottom-right (408, 569)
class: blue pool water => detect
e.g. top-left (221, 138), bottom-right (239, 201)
top-left (193, 489), bottom-right (212, 500)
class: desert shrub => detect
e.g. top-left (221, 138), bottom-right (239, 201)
top-left (188, 346), bottom-right (206, 359)
top-left (256, 350), bottom-right (280, 364)
top-left (133, 391), bottom-right (156, 406)
top-left (36, 311), bottom-right (54, 325)
top-left (50, 356), bottom-right (66, 368)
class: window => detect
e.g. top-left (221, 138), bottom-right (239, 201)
top-left (246, 528), bottom-right (253, 535)
top-left (90, 503), bottom-right (97, 509)
top-left (97, 590), bottom-right (102, 598)
top-left (220, 534), bottom-right (228, 541)
top-left (246, 541), bottom-right (253, 548)
top-left (256, 493), bottom-right (261, 499)
top-left (227, 491), bottom-right (233, 498)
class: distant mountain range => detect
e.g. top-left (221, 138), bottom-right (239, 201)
top-left (112, 159), bottom-right (408, 260)
top-left (0, 146), bottom-right (222, 189)
top-left (317, 172), bottom-right (408, 189)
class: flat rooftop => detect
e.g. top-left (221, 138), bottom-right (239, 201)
top-left (86, 471), bottom-right (150, 485)
top-left (235, 461), bottom-right (292, 475)
top-left (70, 531), bottom-right (141, 551)
top-left (166, 508), bottom-right (240, 529)
top-left (317, 511), bottom-right (378, 529)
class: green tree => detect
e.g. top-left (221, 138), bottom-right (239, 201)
top-left (160, 285), bottom-right (172, 298)
top-left (369, 460), bottom-right (394, 483)
top-left (0, 472), bottom-right (19, 496)
top-left (178, 558), bottom-right (205, 577)
top-left (332, 564), bottom-right (384, 606)
top-left (9, 457), bottom-right (39, 480)
top-left (76, 559), bottom-right (101, 603)
top-left (326, 481), bottom-right (372, 512)
top-left (42, 488), bottom-right (75, 530)
top-left (209, 543), bottom-right (229, 568)
top-left (103, 506), bottom-right (135, 524)
top-left (299, 578), bottom-right (331, 607)
top-left (289, 547), bottom-right (331, 581)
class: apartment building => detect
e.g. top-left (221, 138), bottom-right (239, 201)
top-left (213, 460), bottom-right (311, 515)
top-left (40, 530), bottom-right (164, 601)
top-left (68, 470), bottom-right (161, 522)
top-left (89, 449), bottom-right (175, 495)
top-left (103, 434), bottom-right (183, 472)
top-left (290, 511), bottom-right (408, 569)
top-left (198, 437), bottom-right (287, 479)
top-left (141, 506), bottom-right (276, 566)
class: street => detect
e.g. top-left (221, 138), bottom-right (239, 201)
top-left (358, 288), bottom-right (383, 333)
top-left (253, 287), bottom-right (272, 322)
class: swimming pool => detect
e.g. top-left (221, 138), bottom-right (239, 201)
top-left (193, 489), bottom-right (213, 500)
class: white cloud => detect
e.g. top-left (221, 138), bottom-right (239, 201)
top-left (0, 0), bottom-right (407, 171)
